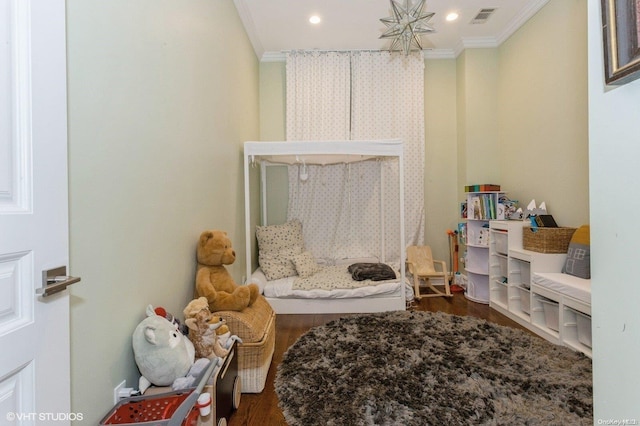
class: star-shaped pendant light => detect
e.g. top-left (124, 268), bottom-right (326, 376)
top-left (379, 0), bottom-right (436, 56)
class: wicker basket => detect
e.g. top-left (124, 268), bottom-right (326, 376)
top-left (522, 227), bottom-right (576, 253)
top-left (215, 296), bottom-right (275, 393)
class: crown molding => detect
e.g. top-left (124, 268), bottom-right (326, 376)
top-left (261, 51), bottom-right (287, 62)
top-left (261, 49), bottom-right (458, 62)
top-left (462, 36), bottom-right (499, 49)
top-left (422, 49), bottom-right (457, 60)
top-left (233, 0), bottom-right (264, 60)
top-left (497, 0), bottom-right (549, 45)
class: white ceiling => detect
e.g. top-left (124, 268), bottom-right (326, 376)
top-left (234, 0), bottom-right (549, 61)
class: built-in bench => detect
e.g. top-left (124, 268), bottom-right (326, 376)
top-left (532, 272), bottom-right (591, 306)
top-left (530, 272), bottom-right (591, 357)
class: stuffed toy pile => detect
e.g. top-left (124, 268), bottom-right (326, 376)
top-left (183, 297), bottom-right (241, 359)
top-left (195, 230), bottom-right (260, 312)
top-left (132, 305), bottom-right (209, 393)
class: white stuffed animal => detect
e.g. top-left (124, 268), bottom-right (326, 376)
top-left (132, 305), bottom-right (199, 393)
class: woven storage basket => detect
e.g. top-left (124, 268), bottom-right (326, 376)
top-left (522, 226), bottom-right (576, 253)
top-left (215, 296), bottom-right (275, 393)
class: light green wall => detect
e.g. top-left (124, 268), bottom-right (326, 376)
top-left (258, 62), bottom-right (289, 227)
top-left (66, 0), bottom-right (259, 422)
top-left (456, 52), bottom-right (468, 204)
top-left (457, 49), bottom-right (501, 188)
top-left (498, 0), bottom-right (588, 227)
top-left (259, 62), bottom-right (286, 141)
top-left (424, 59), bottom-right (459, 264)
top-left (588, 0), bottom-right (640, 418)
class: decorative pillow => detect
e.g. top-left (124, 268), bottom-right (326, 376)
top-left (563, 225), bottom-right (590, 279)
top-left (259, 245), bottom-right (303, 281)
top-left (292, 251), bottom-right (321, 278)
top-left (256, 220), bottom-right (304, 253)
top-left (256, 220), bottom-right (305, 280)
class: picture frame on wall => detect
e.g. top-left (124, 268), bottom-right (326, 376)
top-left (601, 0), bottom-right (640, 85)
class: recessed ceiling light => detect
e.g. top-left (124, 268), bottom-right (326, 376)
top-left (309, 15), bottom-right (321, 24)
top-left (446, 12), bottom-right (459, 22)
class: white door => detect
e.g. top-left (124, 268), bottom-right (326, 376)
top-left (0, 0), bottom-right (74, 424)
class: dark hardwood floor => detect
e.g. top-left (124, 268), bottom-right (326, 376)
top-left (228, 292), bottom-right (529, 426)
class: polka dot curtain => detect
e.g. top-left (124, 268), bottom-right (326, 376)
top-left (285, 51), bottom-right (351, 141)
top-left (285, 51), bottom-right (425, 264)
top-left (350, 51), bottom-right (425, 261)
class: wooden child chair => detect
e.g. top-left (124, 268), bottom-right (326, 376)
top-left (406, 245), bottom-right (452, 299)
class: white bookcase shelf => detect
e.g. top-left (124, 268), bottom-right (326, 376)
top-left (462, 191), bottom-right (503, 304)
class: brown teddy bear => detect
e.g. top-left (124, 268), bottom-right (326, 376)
top-left (195, 230), bottom-right (260, 312)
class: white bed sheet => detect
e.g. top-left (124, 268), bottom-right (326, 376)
top-left (251, 267), bottom-right (404, 299)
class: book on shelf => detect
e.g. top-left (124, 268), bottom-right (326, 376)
top-left (457, 222), bottom-right (467, 245)
top-left (464, 184), bottom-right (501, 192)
top-left (469, 196), bottom-right (481, 219)
top-left (535, 214), bottom-right (558, 227)
top-left (468, 193), bottom-right (497, 220)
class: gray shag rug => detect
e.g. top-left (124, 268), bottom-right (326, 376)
top-left (275, 310), bottom-right (592, 426)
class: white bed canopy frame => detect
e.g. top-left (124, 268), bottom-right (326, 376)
top-left (243, 139), bottom-right (406, 314)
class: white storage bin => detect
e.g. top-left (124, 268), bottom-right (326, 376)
top-left (539, 298), bottom-right (559, 331)
top-left (498, 255), bottom-right (508, 279)
top-left (465, 272), bottom-right (489, 304)
top-left (520, 262), bottom-right (531, 289)
top-left (492, 280), bottom-right (508, 306)
top-left (518, 286), bottom-right (530, 314)
top-left (466, 247), bottom-right (489, 274)
top-left (494, 231), bottom-right (508, 255)
top-left (575, 311), bottom-right (592, 348)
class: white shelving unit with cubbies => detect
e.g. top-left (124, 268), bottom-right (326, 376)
top-left (529, 272), bottom-right (592, 356)
top-left (510, 249), bottom-right (566, 334)
top-left (488, 220), bottom-right (591, 357)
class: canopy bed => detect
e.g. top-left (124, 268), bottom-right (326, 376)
top-left (242, 139), bottom-right (409, 314)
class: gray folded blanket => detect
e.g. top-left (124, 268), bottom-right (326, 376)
top-left (348, 263), bottom-right (396, 281)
